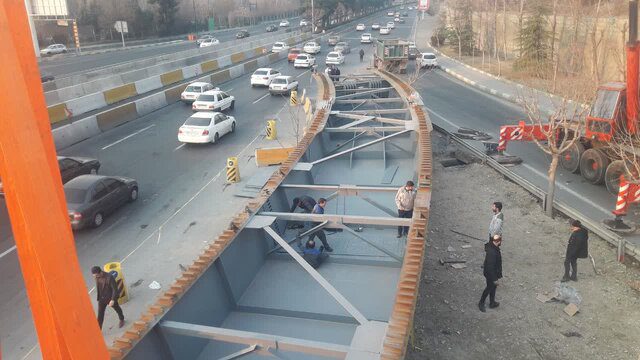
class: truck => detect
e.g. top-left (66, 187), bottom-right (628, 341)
top-left (373, 39), bottom-right (409, 74)
top-left (493, 1), bottom-right (640, 233)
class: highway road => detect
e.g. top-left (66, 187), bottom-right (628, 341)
top-left (1, 7), bottom-right (414, 360)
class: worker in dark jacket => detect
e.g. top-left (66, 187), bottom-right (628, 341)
top-left (562, 219), bottom-right (589, 282)
top-left (92, 266), bottom-right (125, 329)
top-left (308, 198), bottom-right (333, 252)
top-left (359, 48), bottom-right (365, 62)
top-left (302, 239), bottom-right (329, 268)
top-left (479, 235), bottom-right (502, 312)
top-left (290, 196), bottom-right (317, 213)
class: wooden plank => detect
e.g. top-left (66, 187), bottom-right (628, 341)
top-left (255, 147), bottom-right (296, 167)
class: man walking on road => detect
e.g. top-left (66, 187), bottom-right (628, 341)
top-left (359, 48), bottom-right (365, 62)
top-left (479, 235), bottom-right (503, 312)
top-left (395, 180), bottom-right (416, 238)
top-left (308, 198), bottom-right (333, 252)
top-left (92, 266), bottom-right (125, 329)
top-left (562, 219), bottom-right (589, 282)
top-left (489, 201), bottom-right (504, 241)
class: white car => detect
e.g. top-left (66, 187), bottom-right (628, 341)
top-left (394, 17), bottom-right (401, 22)
top-left (251, 68), bottom-right (281, 86)
top-left (279, 20), bottom-right (290, 27)
top-left (178, 112), bottom-right (236, 144)
top-left (192, 90), bottom-right (235, 111)
top-left (387, 11), bottom-right (394, 16)
top-left (325, 51), bottom-right (345, 65)
top-left (379, 27), bottom-right (390, 35)
top-left (196, 35), bottom-right (213, 45)
top-left (40, 44), bottom-right (67, 56)
top-left (356, 23), bottom-right (366, 31)
top-left (269, 75), bottom-right (299, 95)
top-left (303, 41), bottom-right (321, 54)
top-left (199, 38), bottom-right (219, 48)
top-left (387, 22), bottom-right (395, 29)
top-left (418, 53), bottom-right (438, 69)
top-left (271, 42), bottom-right (290, 53)
top-left (371, 23), bottom-right (380, 30)
top-left (181, 82), bottom-right (218, 103)
top-left (360, 33), bottom-right (372, 43)
top-left (300, 19), bottom-right (310, 26)
top-left (294, 54), bottom-right (316, 68)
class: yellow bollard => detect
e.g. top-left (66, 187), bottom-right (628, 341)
top-left (289, 90), bottom-right (298, 106)
top-left (226, 157), bottom-right (240, 183)
top-left (103, 262), bottom-right (129, 304)
top-left (300, 88), bottom-right (306, 104)
top-left (266, 119), bottom-right (277, 140)
top-left (304, 97), bottom-right (311, 114)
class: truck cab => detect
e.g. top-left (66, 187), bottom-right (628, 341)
top-left (586, 82), bottom-right (625, 142)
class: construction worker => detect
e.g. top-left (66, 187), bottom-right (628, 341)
top-left (478, 235), bottom-right (503, 312)
top-left (91, 266), bottom-right (125, 329)
top-left (290, 196), bottom-right (317, 213)
top-left (395, 180), bottom-right (416, 238)
top-left (308, 198), bottom-right (333, 252)
top-left (302, 239), bottom-right (329, 268)
top-left (359, 48), bottom-right (365, 62)
top-left (488, 201), bottom-right (504, 241)
top-left (562, 219), bottom-right (589, 282)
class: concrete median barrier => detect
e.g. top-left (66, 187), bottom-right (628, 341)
top-left (243, 59), bottom-right (259, 73)
top-left (96, 102), bottom-right (138, 131)
top-left (134, 75), bottom-right (163, 95)
top-left (52, 115), bottom-right (101, 149)
top-left (135, 92), bottom-right (168, 116)
top-left (104, 83), bottom-right (138, 105)
top-left (217, 56), bottom-right (232, 68)
top-left (160, 70), bottom-right (184, 86)
top-left (200, 59), bottom-right (219, 73)
top-left (181, 64), bottom-right (202, 79)
top-left (229, 64), bottom-right (245, 79)
top-left (66, 92), bottom-right (107, 116)
top-left (210, 69), bottom-right (231, 85)
top-left (257, 55), bottom-right (271, 67)
top-left (268, 53), bottom-right (280, 63)
top-left (230, 52), bottom-right (246, 64)
top-left (164, 84), bottom-right (188, 103)
top-left (48, 103), bottom-right (69, 124)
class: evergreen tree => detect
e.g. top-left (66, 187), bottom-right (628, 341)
top-left (148, 0), bottom-right (180, 35)
top-left (515, 2), bottom-right (552, 77)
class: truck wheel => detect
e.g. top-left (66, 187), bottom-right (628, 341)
top-left (559, 142), bottom-right (584, 173)
top-left (605, 160), bottom-right (627, 195)
top-left (580, 148), bottom-right (609, 185)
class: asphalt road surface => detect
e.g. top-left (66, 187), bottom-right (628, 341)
top-left (1, 7), bottom-right (414, 360)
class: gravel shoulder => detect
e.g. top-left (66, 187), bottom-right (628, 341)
top-left (407, 133), bottom-right (640, 360)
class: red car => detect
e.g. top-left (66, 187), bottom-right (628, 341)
top-left (288, 48), bottom-right (302, 62)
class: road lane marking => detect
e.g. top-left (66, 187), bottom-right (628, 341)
top-left (253, 93), bottom-right (271, 104)
top-left (0, 245), bottom-right (16, 259)
top-left (96, 216), bottom-right (127, 239)
top-left (173, 143), bottom-right (186, 151)
top-left (296, 69), bottom-right (311, 78)
top-left (101, 124), bottom-right (156, 150)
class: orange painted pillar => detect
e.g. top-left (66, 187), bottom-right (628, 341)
top-left (0, 1), bottom-right (108, 359)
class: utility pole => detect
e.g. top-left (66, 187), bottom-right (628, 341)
top-left (192, 0), bottom-right (197, 34)
top-left (311, 0), bottom-right (314, 32)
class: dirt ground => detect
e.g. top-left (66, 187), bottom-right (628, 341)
top-left (406, 132), bottom-right (640, 360)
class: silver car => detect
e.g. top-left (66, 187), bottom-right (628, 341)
top-left (40, 44), bottom-right (67, 56)
top-left (334, 42), bottom-right (351, 54)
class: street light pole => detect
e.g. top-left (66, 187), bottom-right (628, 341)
top-left (192, 0), bottom-right (197, 34)
top-left (311, 0), bottom-right (314, 32)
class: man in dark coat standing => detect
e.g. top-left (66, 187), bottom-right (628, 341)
top-left (92, 266), bottom-right (125, 329)
top-left (479, 235), bottom-right (502, 312)
top-left (562, 219), bottom-right (589, 282)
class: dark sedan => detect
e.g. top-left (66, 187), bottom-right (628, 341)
top-left (236, 30), bottom-right (250, 39)
top-left (408, 46), bottom-right (420, 60)
top-left (266, 24), bottom-right (278, 32)
top-left (65, 175), bottom-right (138, 229)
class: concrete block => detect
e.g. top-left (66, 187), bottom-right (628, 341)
top-left (218, 56), bottom-right (232, 68)
top-left (96, 102), bottom-right (138, 131)
top-left (121, 68), bottom-right (150, 84)
top-left (200, 59), bottom-right (219, 73)
top-left (243, 59), bottom-right (259, 73)
top-left (104, 83), bottom-right (138, 105)
top-left (160, 69), bottom-right (184, 86)
top-left (268, 53), bottom-right (280, 63)
top-left (48, 103), bottom-right (69, 124)
top-left (45, 91), bottom-right (62, 105)
top-left (83, 77), bottom-right (124, 96)
top-left (229, 65), bottom-right (245, 79)
top-left (134, 75), bottom-right (163, 95)
top-left (55, 84), bottom-right (91, 103)
top-left (257, 56), bottom-right (270, 67)
top-left (164, 84), bottom-right (189, 103)
top-left (52, 115), bottom-right (101, 150)
top-left (231, 52), bottom-right (245, 64)
top-left (135, 92), bottom-right (168, 116)
top-left (211, 69), bottom-right (231, 85)
top-left (66, 92), bottom-right (108, 117)
top-left (182, 64), bottom-right (202, 79)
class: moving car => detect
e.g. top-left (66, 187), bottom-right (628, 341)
top-left (279, 19), bottom-right (290, 27)
top-left (394, 17), bottom-right (401, 22)
top-left (236, 30), bottom-right (250, 39)
top-left (387, 11), bottom-right (394, 16)
top-left (334, 42), bottom-right (351, 54)
top-left (303, 41), bottom-right (321, 54)
top-left (356, 24), bottom-right (366, 31)
top-left (271, 42), bottom-right (289, 53)
top-left (65, 175), bottom-right (138, 229)
top-left (387, 21), bottom-right (395, 29)
top-left (287, 48), bottom-right (302, 62)
top-left (199, 38), bottom-right (219, 48)
top-left (379, 27), bottom-right (390, 35)
top-left (269, 75), bottom-right (299, 95)
top-left (328, 35), bottom-right (340, 46)
top-left (418, 52), bottom-right (438, 69)
top-left (395, 12), bottom-right (401, 17)
top-left (266, 24), bottom-right (278, 32)
top-left (181, 82), bottom-right (218, 103)
top-left (192, 89), bottom-right (235, 111)
top-left (325, 51), bottom-right (345, 65)
top-left (40, 44), bottom-right (67, 56)
top-left (300, 19), bottom-right (310, 26)
top-left (371, 23), bottom-right (380, 30)
top-left (251, 68), bottom-right (281, 86)
top-left (360, 33), bottom-right (372, 43)
top-left (41, 74), bottom-right (55, 83)
top-left (408, 46), bottom-right (420, 60)
top-left (196, 34), bottom-right (213, 45)
top-left (294, 54), bottom-right (316, 68)
top-left (178, 112), bottom-right (236, 144)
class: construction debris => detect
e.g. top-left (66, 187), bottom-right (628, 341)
top-left (148, 281), bottom-right (161, 290)
top-left (439, 259), bottom-right (466, 266)
top-left (451, 263), bottom-right (467, 269)
top-left (449, 229), bottom-right (486, 242)
top-left (564, 303), bottom-right (580, 317)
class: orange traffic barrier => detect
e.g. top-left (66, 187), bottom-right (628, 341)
top-left (255, 147), bottom-right (295, 167)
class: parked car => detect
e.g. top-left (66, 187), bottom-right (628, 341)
top-left (303, 41), bottom-right (321, 54)
top-left (360, 33), bottom-right (372, 43)
top-left (395, 12), bottom-right (401, 17)
top-left (266, 24), bottom-right (278, 32)
top-left (371, 23), bottom-right (381, 30)
top-left (181, 82), bottom-right (218, 103)
top-left (387, 21), bottom-right (395, 29)
top-left (418, 52), bottom-right (438, 69)
top-left (271, 42), bottom-right (289, 53)
top-left (65, 175), bottom-right (138, 229)
top-left (325, 51), bottom-right (345, 65)
top-left (199, 38), bottom-right (219, 48)
top-left (300, 19), bottom-right (310, 26)
top-left (269, 75), bottom-right (299, 95)
top-left (236, 30), bottom-right (250, 39)
top-left (288, 48), bottom-right (302, 62)
top-left (379, 27), bottom-right (390, 35)
top-left (178, 112), bottom-right (236, 144)
top-left (294, 54), bottom-right (316, 68)
top-left (40, 44), bottom-right (67, 56)
top-left (41, 74), bottom-right (55, 83)
top-left (196, 34), bottom-right (213, 45)
top-left (251, 68), bottom-right (281, 86)
top-left (328, 35), bottom-right (340, 46)
top-left (279, 19), bottom-right (290, 27)
top-left (356, 23), bottom-right (366, 31)
top-left (334, 42), bottom-right (351, 54)
top-left (408, 46), bottom-right (420, 60)
top-left (192, 90), bottom-right (235, 111)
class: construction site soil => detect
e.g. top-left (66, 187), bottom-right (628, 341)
top-left (407, 132), bottom-right (640, 360)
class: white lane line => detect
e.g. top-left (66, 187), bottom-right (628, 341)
top-left (101, 124), bottom-right (156, 150)
top-left (21, 345), bottom-right (37, 360)
top-left (173, 143), bottom-right (186, 152)
top-left (96, 216), bottom-right (127, 239)
top-left (0, 245), bottom-right (16, 259)
top-left (296, 69), bottom-right (311, 78)
top-left (227, 88), bottom-right (234, 92)
top-left (253, 93), bottom-right (271, 104)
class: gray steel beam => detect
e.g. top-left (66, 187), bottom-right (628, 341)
top-left (218, 344), bottom-right (258, 360)
top-left (280, 184), bottom-right (399, 192)
top-left (324, 126), bottom-right (406, 133)
top-left (336, 116), bottom-right (376, 129)
top-left (310, 130), bottom-right (411, 165)
top-left (263, 226), bottom-right (369, 325)
top-left (339, 109), bottom-right (409, 115)
top-left (331, 112), bottom-right (407, 125)
top-left (339, 224), bottom-right (403, 262)
top-left (258, 212), bottom-right (411, 227)
top-left (359, 194), bottom-right (397, 217)
top-left (334, 88), bottom-right (394, 100)
top-left (325, 131), bottom-right (367, 156)
top-left (266, 221), bottom-right (329, 255)
top-left (334, 98), bottom-right (404, 104)
top-left (159, 321), bottom-right (349, 359)
top-left (371, 132), bottom-right (413, 154)
top-left (335, 87), bottom-right (393, 93)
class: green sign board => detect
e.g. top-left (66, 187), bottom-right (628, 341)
top-left (208, 18), bottom-right (215, 32)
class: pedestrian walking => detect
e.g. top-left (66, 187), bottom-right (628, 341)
top-left (395, 180), bottom-right (416, 238)
top-left (359, 48), bottom-right (365, 62)
top-left (308, 198), bottom-right (333, 252)
top-left (91, 266), bottom-right (125, 329)
top-left (561, 219), bottom-right (589, 282)
top-left (302, 239), bottom-right (329, 268)
top-left (488, 201), bottom-right (504, 241)
top-left (478, 235), bottom-right (503, 312)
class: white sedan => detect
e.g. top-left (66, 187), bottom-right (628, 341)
top-left (40, 44), bottom-right (67, 56)
top-left (387, 22), bottom-right (395, 29)
top-left (300, 19), bottom-right (310, 26)
top-left (303, 41), bottom-right (321, 54)
top-left (380, 27), bottom-right (390, 35)
top-left (251, 68), bottom-right (281, 86)
top-left (360, 33), bottom-right (372, 43)
top-left (271, 42), bottom-right (289, 53)
top-left (181, 82), bottom-right (218, 103)
top-left (356, 23), bottom-right (366, 31)
top-left (192, 90), bottom-right (235, 111)
top-left (269, 76), bottom-right (299, 95)
top-left (279, 20), bottom-right (290, 27)
top-left (294, 54), bottom-right (316, 68)
top-left (371, 23), bottom-right (381, 30)
top-left (199, 38), bottom-right (219, 47)
top-left (325, 51), bottom-right (345, 65)
top-left (178, 112), bottom-right (236, 144)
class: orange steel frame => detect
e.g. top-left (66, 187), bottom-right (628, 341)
top-left (0, 1), bottom-right (108, 359)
